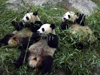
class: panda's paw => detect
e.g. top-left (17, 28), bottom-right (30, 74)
top-left (35, 21), bottom-right (42, 26)
top-left (48, 33), bottom-right (55, 41)
top-left (47, 33), bottom-right (58, 48)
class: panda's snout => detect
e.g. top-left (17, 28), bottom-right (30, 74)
top-left (37, 31), bottom-right (42, 35)
top-left (64, 18), bottom-right (66, 21)
top-left (37, 31), bottom-right (41, 35)
top-left (37, 31), bottom-right (40, 34)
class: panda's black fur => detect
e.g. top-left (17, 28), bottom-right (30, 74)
top-left (12, 21), bottom-right (42, 33)
top-left (0, 21), bottom-right (42, 49)
top-left (61, 11), bottom-right (85, 30)
top-left (61, 11), bottom-right (95, 49)
top-left (0, 11), bottom-right (42, 48)
top-left (22, 11), bottom-right (41, 23)
top-left (75, 12), bottom-right (85, 26)
top-left (14, 24), bottom-right (58, 75)
top-left (12, 11), bottom-right (42, 33)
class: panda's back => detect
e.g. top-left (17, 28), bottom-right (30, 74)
top-left (29, 39), bottom-right (56, 56)
top-left (67, 24), bottom-right (96, 43)
top-left (68, 24), bottom-right (93, 35)
top-left (15, 28), bottom-right (33, 38)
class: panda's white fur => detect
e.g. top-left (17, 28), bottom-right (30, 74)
top-left (12, 11), bottom-right (41, 34)
top-left (13, 23), bottom-right (57, 74)
top-left (28, 24), bottom-right (56, 68)
top-left (8, 28), bottom-right (33, 47)
top-left (12, 28), bottom-right (33, 37)
top-left (37, 24), bottom-right (55, 35)
top-left (62, 11), bottom-right (78, 22)
top-left (67, 24), bottom-right (95, 43)
top-left (7, 11), bottom-right (42, 47)
top-left (61, 11), bottom-right (95, 46)
top-left (22, 12), bottom-right (40, 23)
top-left (28, 39), bottom-right (56, 68)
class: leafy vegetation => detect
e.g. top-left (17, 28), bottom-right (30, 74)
top-left (0, 0), bottom-right (100, 75)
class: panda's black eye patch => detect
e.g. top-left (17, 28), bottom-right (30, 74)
top-left (42, 28), bottom-right (45, 32)
top-left (26, 17), bottom-right (29, 20)
top-left (68, 15), bottom-right (71, 18)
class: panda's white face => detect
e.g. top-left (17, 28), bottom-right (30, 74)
top-left (22, 13), bottom-right (32, 22)
top-left (37, 24), bottom-right (53, 35)
top-left (22, 12), bottom-right (40, 23)
top-left (63, 11), bottom-right (78, 22)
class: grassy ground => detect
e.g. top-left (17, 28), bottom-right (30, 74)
top-left (0, 0), bottom-right (100, 75)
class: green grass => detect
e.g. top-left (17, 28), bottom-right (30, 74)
top-left (92, 0), bottom-right (100, 6)
top-left (0, 0), bottom-right (100, 75)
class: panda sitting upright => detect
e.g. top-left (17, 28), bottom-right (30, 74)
top-left (14, 23), bottom-right (58, 74)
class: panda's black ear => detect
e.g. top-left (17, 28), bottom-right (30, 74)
top-left (50, 24), bottom-right (55, 29)
top-left (27, 11), bottom-right (29, 13)
top-left (76, 12), bottom-right (80, 16)
top-left (33, 11), bottom-right (38, 16)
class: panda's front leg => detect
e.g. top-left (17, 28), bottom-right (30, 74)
top-left (47, 33), bottom-right (58, 48)
top-left (11, 21), bottom-right (24, 31)
top-left (34, 21), bottom-right (42, 26)
top-left (61, 22), bottom-right (68, 30)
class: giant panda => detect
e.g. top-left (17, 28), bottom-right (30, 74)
top-left (0, 21), bottom-right (41, 49)
top-left (12, 11), bottom-right (42, 34)
top-left (14, 23), bottom-right (58, 75)
top-left (61, 11), bottom-right (95, 48)
top-left (61, 11), bottom-right (85, 30)
top-left (0, 11), bottom-right (42, 48)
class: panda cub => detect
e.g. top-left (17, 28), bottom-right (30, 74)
top-left (14, 24), bottom-right (58, 74)
top-left (61, 11), bottom-right (85, 30)
top-left (0, 22), bottom-right (40, 50)
top-left (0, 11), bottom-right (42, 48)
top-left (61, 11), bottom-right (95, 48)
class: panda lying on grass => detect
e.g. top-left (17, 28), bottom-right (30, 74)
top-left (0, 11), bottom-right (58, 74)
top-left (0, 11), bottom-right (42, 48)
top-left (61, 11), bottom-right (96, 48)
top-left (13, 23), bottom-right (58, 75)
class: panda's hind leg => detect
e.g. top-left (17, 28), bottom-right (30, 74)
top-left (41, 55), bottom-right (53, 75)
top-left (13, 50), bottom-right (29, 67)
top-left (0, 34), bottom-right (13, 46)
